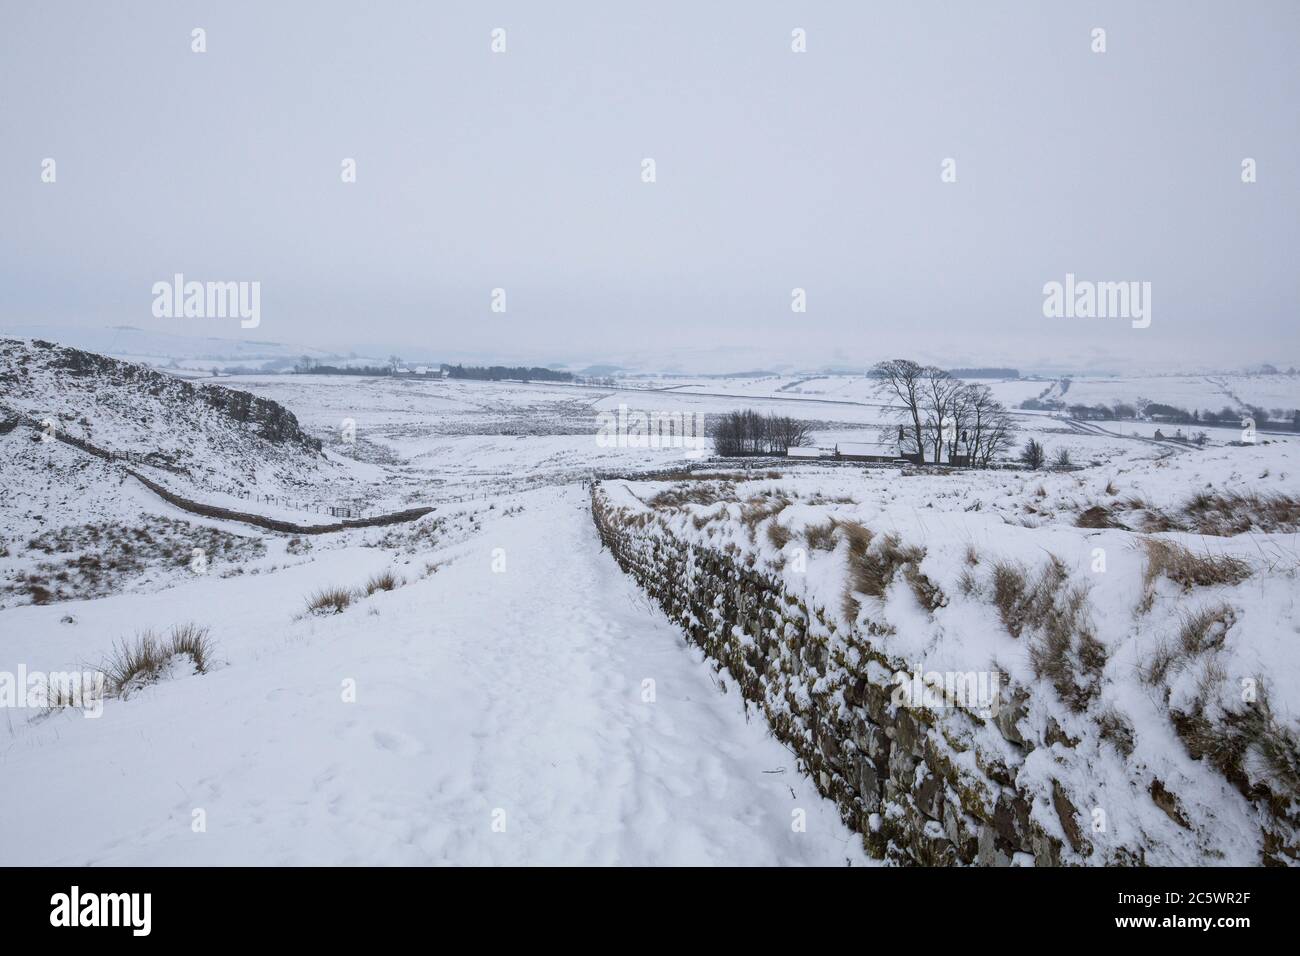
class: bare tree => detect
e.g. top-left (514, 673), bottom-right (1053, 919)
top-left (768, 415), bottom-right (814, 451)
top-left (875, 361), bottom-right (1018, 467)
top-left (979, 412), bottom-right (1016, 467)
top-left (872, 359), bottom-right (926, 461)
top-left (711, 411), bottom-right (744, 456)
top-left (921, 366), bottom-right (964, 464)
top-left (957, 383), bottom-right (1017, 467)
top-left (947, 383), bottom-right (976, 463)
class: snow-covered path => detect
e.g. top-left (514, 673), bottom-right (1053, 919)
top-left (0, 486), bottom-right (868, 865)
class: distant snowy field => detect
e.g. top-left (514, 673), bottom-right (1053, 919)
top-left (228, 371), bottom-right (1296, 483)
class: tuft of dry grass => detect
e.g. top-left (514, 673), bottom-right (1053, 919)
top-left (1174, 683), bottom-right (1300, 798)
top-left (648, 480), bottom-right (736, 510)
top-left (807, 493), bottom-right (855, 506)
top-left (847, 533), bottom-right (905, 598)
top-left (841, 591), bottom-right (862, 624)
top-left (990, 561), bottom-right (1034, 638)
top-left (1144, 603), bottom-right (1236, 686)
top-left (765, 521), bottom-right (793, 550)
top-left (842, 531), bottom-right (945, 616)
top-left (1075, 504), bottom-right (1126, 529)
top-left (1141, 539), bottom-right (1250, 592)
top-left (803, 520), bottom-right (837, 551)
top-left (167, 623), bottom-right (212, 670)
top-left (691, 507), bottom-right (726, 530)
top-left (364, 569), bottom-right (402, 595)
top-left (1027, 587), bottom-right (1106, 712)
top-left (1123, 490), bottom-right (1300, 537)
top-left (1179, 490), bottom-right (1300, 536)
top-left (1097, 708), bottom-right (1135, 757)
top-left (305, 586), bottom-right (356, 615)
top-left (1248, 696), bottom-right (1300, 794)
top-left (103, 623), bottom-right (213, 699)
top-left (989, 556), bottom-right (1104, 711)
top-left (1178, 603), bottom-right (1236, 656)
top-left (957, 568), bottom-right (979, 596)
top-left (740, 493), bottom-right (793, 532)
top-left (834, 519), bottom-right (873, 558)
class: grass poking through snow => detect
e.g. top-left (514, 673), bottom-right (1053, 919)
top-left (103, 623), bottom-right (213, 699)
top-left (364, 569), bottom-right (402, 595)
top-left (1141, 538), bottom-right (1250, 592)
top-left (305, 586), bottom-right (356, 616)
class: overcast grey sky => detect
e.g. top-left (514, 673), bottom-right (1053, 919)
top-left (2, 1), bottom-right (1297, 372)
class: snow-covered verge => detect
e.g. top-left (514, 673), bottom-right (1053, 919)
top-left (591, 451), bottom-right (1300, 865)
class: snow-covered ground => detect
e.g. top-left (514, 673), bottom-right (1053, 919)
top-left (1, 354), bottom-right (877, 865)
top-left (4, 354), bottom-right (1297, 865)
top-left (0, 485), bottom-right (868, 864)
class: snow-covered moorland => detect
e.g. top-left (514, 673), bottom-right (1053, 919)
top-left (0, 343), bottom-right (871, 865)
top-left (2, 343), bottom-right (1297, 865)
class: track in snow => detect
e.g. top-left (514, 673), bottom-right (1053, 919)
top-left (0, 486), bottom-right (869, 866)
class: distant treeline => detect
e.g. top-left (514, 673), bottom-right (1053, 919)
top-left (443, 364), bottom-right (573, 383)
top-left (294, 364), bottom-right (394, 376)
top-left (947, 368), bottom-right (1020, 379)
top-left (1028, 397), bottom-right (1300, 431)
top-left (869, 366), bottom-right (1019, 380)
top-left (290, 361), bottom-right (574, 382)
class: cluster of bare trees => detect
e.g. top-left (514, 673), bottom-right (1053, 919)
top-left (712, 410), bottom-right (814, 456)
top-left (871, 359), bottom-right (1017, 467)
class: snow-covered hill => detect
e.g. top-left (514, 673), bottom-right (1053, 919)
top-left (0, 339), bottom-right (384, 605)
top-left (0, 338), bottom-right (376, 507)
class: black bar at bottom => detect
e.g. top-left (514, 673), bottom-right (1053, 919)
top-left (0, 865), bottom-right (1289, 941)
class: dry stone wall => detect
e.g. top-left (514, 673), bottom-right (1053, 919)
top-left (592, 484), bottom-right (1093, 866)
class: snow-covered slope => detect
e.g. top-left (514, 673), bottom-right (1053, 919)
top-left (0, 339), bottom-right (389, 605)
top-left (0, 338), bottom-right (379, 516)
top-left (1, 337), bottom-right (321, 461)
